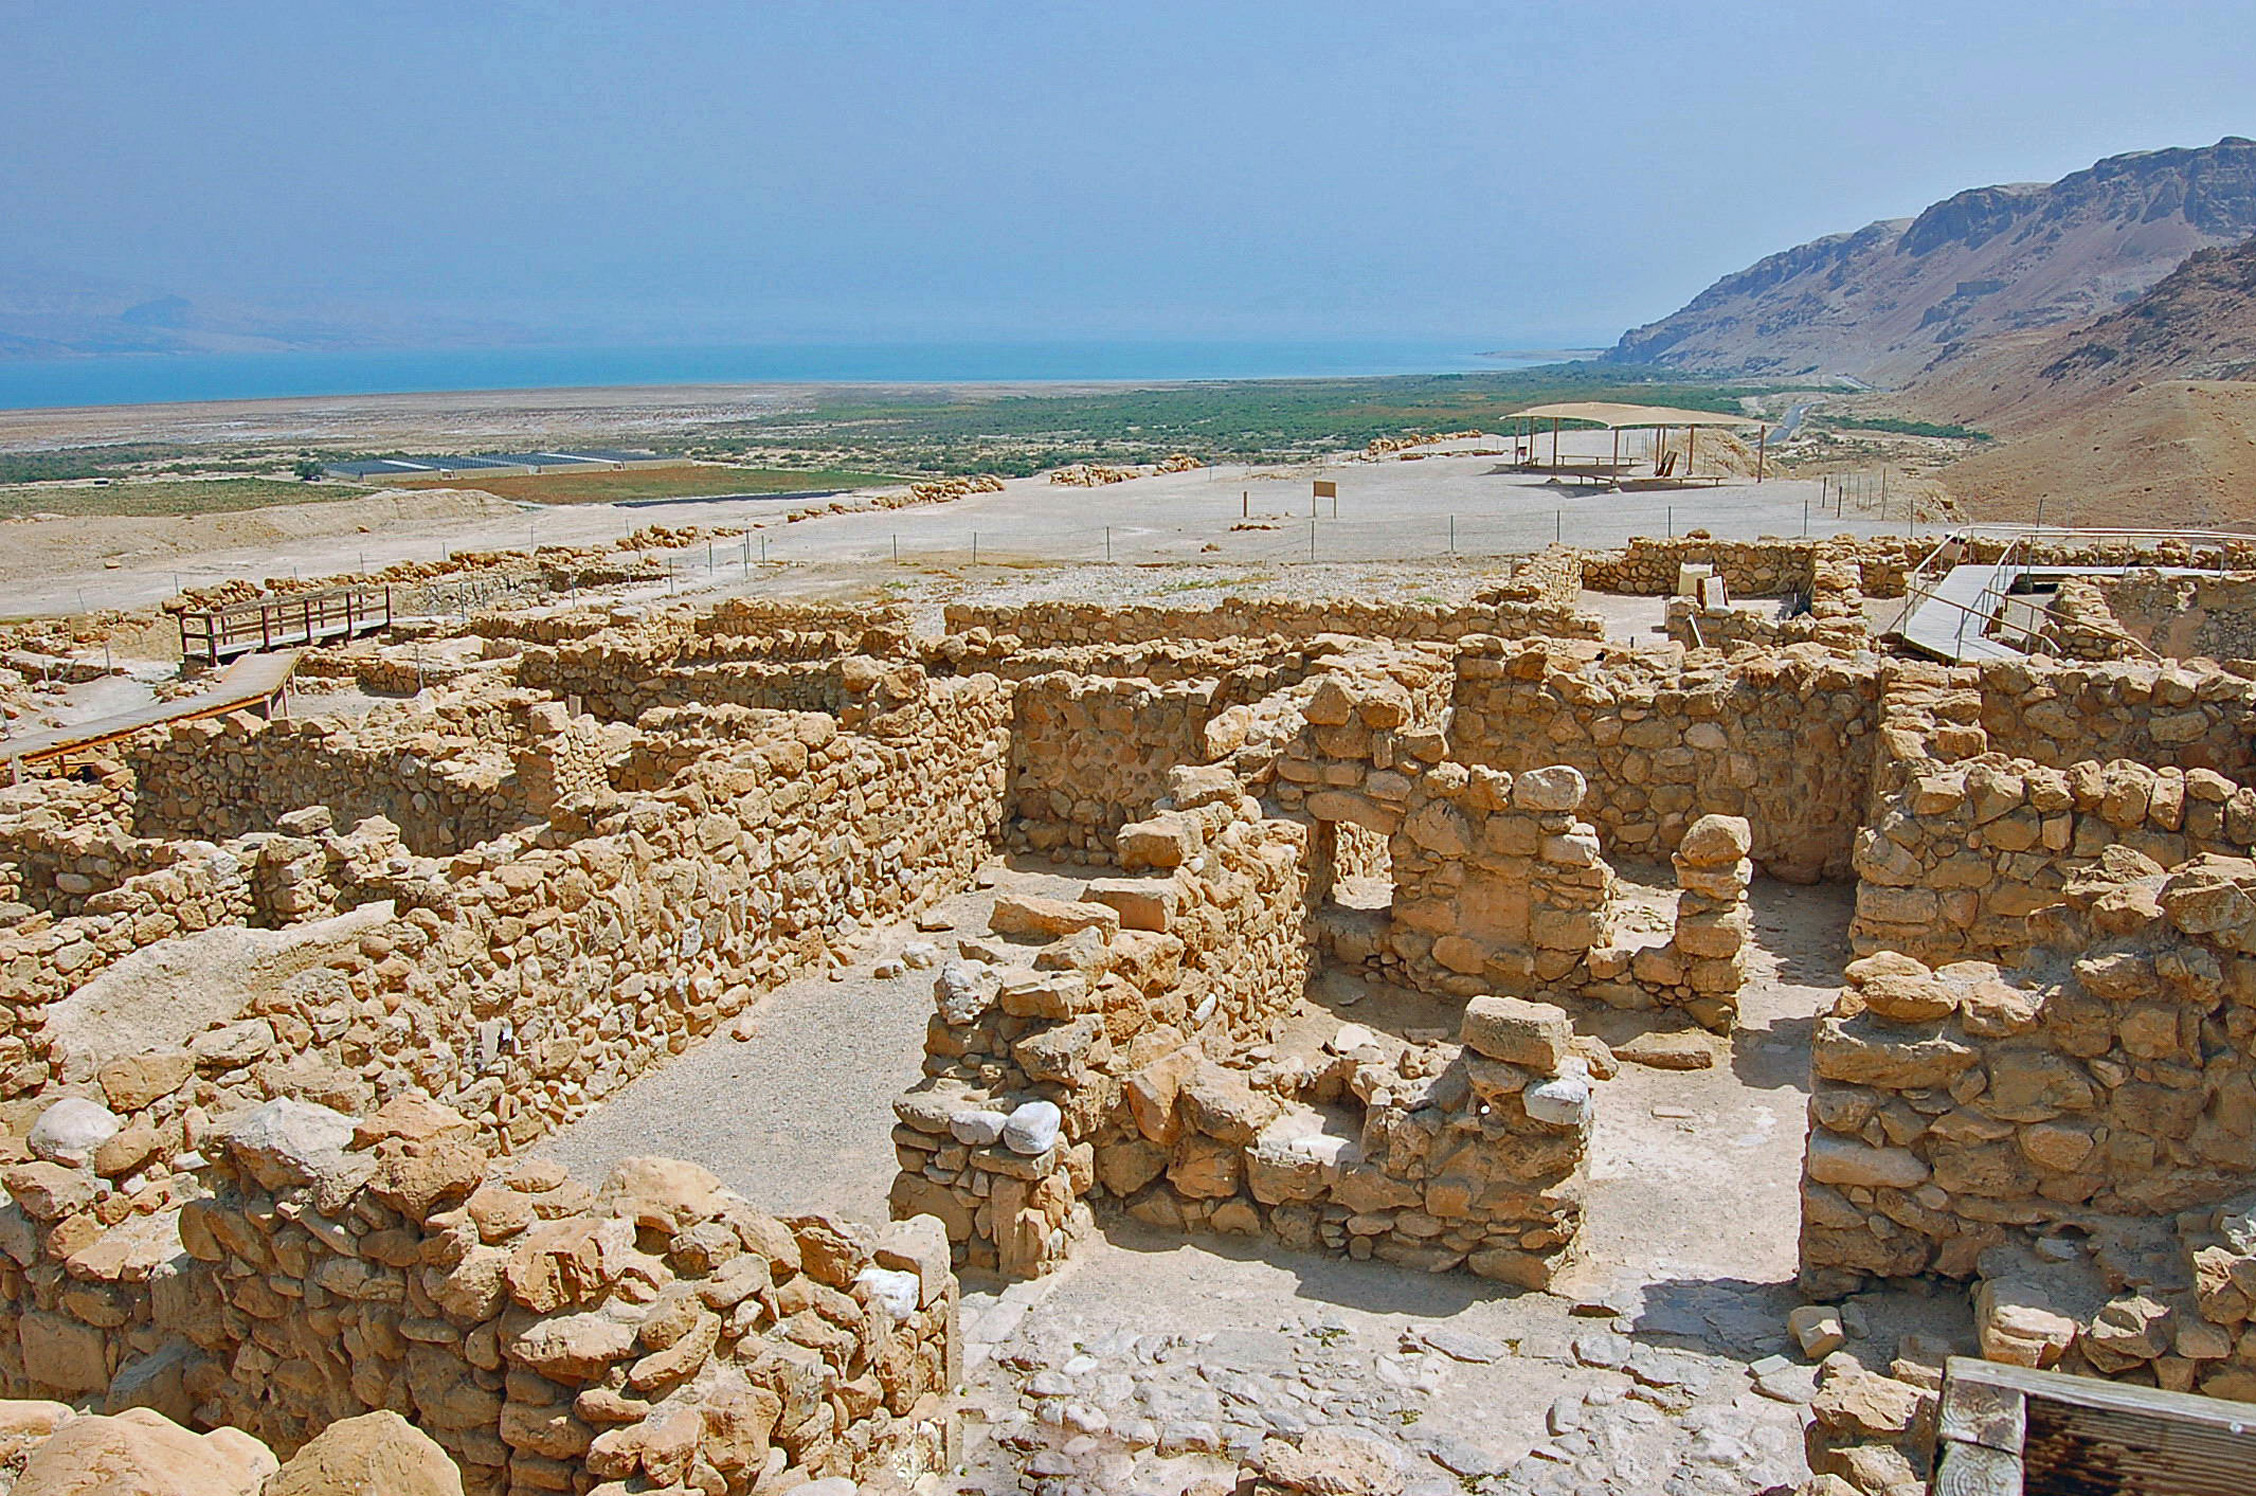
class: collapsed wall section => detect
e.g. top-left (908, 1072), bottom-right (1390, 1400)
top-left (1803, 852), bottom-right (2256, 1403)
top-left (890, 766), bottom-right (1591, 1288)
top-left (0, 1095), bottom-right (958, 1496)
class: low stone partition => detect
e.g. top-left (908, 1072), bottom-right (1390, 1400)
top-left (2094, 569), bottom-right (2256, 663)
top-left (1802, 850), bottom-right (2256, 1406)
top-left (1971, 657), bottom-right (2256, 782)
top-left (1664, 598), bottom-right (1871, 655)
top-left (0, 1095), bottom-right (958, 1495)
top-left (0, 778), bottom-right (174, 920)
top-left (892, 769), bottom-right (1313, 1278)
top-left (1100, 994), bottom-right (1590, 1287)
top-left (942, 594), bottom-right (1602, 648)
top-left (125, 686), bottom-right (588, 858)
top-left (1582, 535), bottom-right (1827, 597)
top-left (1449, 638), bottom-right (1881, 882)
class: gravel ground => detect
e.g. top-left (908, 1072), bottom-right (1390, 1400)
top-left (536, 857), bottom-right (1096, 1223)
top-left (544, 850), bottom-right (1970, 1496)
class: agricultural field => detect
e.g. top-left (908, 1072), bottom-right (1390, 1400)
top-left (0, 476), bottom-right (367, 520)
top-left (398, 463), bottom-right (906, 504)
top-left (699, 363), bottom-right (1825, 475)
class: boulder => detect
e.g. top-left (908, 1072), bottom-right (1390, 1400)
top-left (1676, 814), bottom-right (1752, 867)
top-left (266, 1411), bottom-right (464, 1496)
top-left (1002, 1101), bottom-right (1062, 1156)
top-left (1613, 1030), bottom-right (1717, 1071)
top-left (211, 1098), bottom-right (357, 1191)
top-left (14, 1407), bottom-right (276, 1496)
top-left (27, 1099), bottom-right (120, 1169)
top-left (1512, 767), bottom-right (1586, 814)
top-left (596, 1156), bottom-right (726, 1231)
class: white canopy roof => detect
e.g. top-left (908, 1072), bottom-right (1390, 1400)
top-left (1511, 401), bottom-right (1766, 429)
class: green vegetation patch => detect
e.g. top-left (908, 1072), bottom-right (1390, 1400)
top-left (702, 363), bottom-right (1817, 474)
top-left (0, 477), bottom-right (369, 520)
top-left (399, 465), bottom-right (906, 505)
top-left (1811, 415), bottom-right (1993, 442)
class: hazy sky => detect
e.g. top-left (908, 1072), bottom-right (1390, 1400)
top-left (7, 0), bottom-right (2255, 347)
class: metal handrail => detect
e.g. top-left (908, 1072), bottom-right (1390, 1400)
top-left (1970, 580), bottom-right (2164, 663)
top-left (1902, 568), bottom-right (2164, 664)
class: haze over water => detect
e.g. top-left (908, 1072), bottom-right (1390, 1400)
top-left (0, 340), bottom-right (1560, 412)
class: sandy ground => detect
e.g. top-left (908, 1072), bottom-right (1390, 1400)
top-left (540, 858), bottom-right (1969, 1495)
top-left (1937, 378), bottom-right (2256, 531)
top-left (8, 434), bottom-right (1920, 624)
top-left (0, 379), bottom-right (1154, 452)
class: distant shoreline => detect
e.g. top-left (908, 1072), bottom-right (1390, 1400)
top-left (0, 338), bottom-right (1588, 417)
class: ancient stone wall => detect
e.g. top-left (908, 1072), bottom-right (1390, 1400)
top-left (0, 1095), bottom-right (958, 1496)
top-left (1089, 993), bottom-right (1589, 1289)
top-left (2095, 570), bottom-right (2256, 664)
top-left (1581, 536), bottom-right (1822, 597)
top-left (1449, 639), bottom-right (1881, 881)
top-left (1972, 658), bottom-right (2256, 781)
top-left (892, 771), bottom-right (1315, 1278)
top-left (126, 690), bottom-right (557, 858)
top-left (1853, 662), bottom-right (2256, 964)
top-left (1006, 673), bottom-right (1221, 855)
top-left (6, 675), bottom-right (1012, 1164)
top-left (0, 778), bottom-right (159, 919)
top-left (942, 596), bottom-right (1602, 648)
top-left (1804, 852), bottom-right (2256, 1404)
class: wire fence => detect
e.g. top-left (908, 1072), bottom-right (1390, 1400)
top-left (118, 467), bottom-right (1932, 616)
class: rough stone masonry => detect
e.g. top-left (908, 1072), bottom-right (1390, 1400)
top-left (8, 532), bottom-right (2256, 1494)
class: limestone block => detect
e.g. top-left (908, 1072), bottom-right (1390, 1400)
top-left (1460, 996), bottom-right (1570, 1071)
top-left (13, 1409), bottom-right (277, 1496)
top-left (1083, 877), bottom-right (1176, 932)
top-left (1676, 814), bottom-right (1752, 866)
top-left (989, 894), bottom-right (1120, 943)
top-left (1513, 766), bottom-right (1586, 814)
top-left (266, 1411), bottom-right (464, 1496)
top-left (26, 1099), bottom-right (119, 1169)
top-left (1806, 1133), bottom-right (1929, 1189)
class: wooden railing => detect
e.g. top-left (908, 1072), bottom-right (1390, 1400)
top-left (178, 585), bottom-right (391, 664)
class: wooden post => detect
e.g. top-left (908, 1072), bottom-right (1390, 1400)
top-left (1757, 426), bottom-right (1766, 482)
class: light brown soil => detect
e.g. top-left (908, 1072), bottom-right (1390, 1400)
top-left (1936, 379), bottom-right (2256, 529)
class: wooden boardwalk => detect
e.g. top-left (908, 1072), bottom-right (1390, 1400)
top-left (179, 585), bottom-right (391, 665)
top-left (2, 649), bottom-right (302, 779)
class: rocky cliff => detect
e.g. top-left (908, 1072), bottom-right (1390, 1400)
top-left (1612, 138), bottom-right (2256, 384)
top-left (1910, 230), bottom-right (2256, 432)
